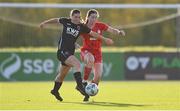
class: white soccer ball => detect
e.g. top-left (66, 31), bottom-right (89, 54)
top-left (85, 83), bottom-right (99, 96)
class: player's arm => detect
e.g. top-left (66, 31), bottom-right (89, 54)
top-left (107, 26), bottom-right (126, 36)
top-left (89, 31), bottom-right (114, 45)
top-left (39, 18), bottom-right (60, 29)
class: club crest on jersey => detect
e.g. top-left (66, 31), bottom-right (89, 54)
top-left (66, 27), bottom-right (79, 37)
top-left (77, 26), bottom-right (80, 30)
top-left (97, 30), bottom-right (101, 34)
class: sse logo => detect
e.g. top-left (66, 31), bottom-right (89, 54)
top-left (0, 54), bottom-right (21, 80)
top-left (0, 53), bottom-right (55, 80)
top-left (23, 59), bottom-right (54, 74)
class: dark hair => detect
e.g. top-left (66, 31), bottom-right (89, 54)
top-left (87, 9), bottom-right (99, 18)
top-left (85, 9), bottom-right (99, 24)
top-left (70, 9), bottom-right (81, 17)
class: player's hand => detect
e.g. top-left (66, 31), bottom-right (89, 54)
top-left (39, 23), bottom-right (45, 29)
top-left (75, 43), bottom-right (81, 49)
top-left (105, 38), bottom-right (114, 45)
top-left (118, 30), bottom-right (126, 36)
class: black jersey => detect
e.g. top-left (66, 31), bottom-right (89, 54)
top-left (58, 17), bottom-right (91, 54)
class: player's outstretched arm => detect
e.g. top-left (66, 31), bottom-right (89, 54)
top-left (89, 31), bottom-right (114, 45)
top-left (39, 18), bottom-right (59, 29)
top-left (107, 26), bottom-right (126, 36)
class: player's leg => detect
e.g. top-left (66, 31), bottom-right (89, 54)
top-left (92, 63), bottom-right (103, 85)
top-left (51, 65), bottom-right (71, 101)
top-left (51, 49), bottom-right (72, 101)
top-left (65, 55), bottom-right (90, 101)
top-left (55, 65), bottom-right (71, 83)
top-left (81, 50), bottom-right (94, 83)
top-left (82, 63), bottom-right (102, 102)
top-left (91, 51), bottom-right (103, 85)
top-left (53, 65), bottom-right (71, 92)
top-left (65, 55), bottom-right (87, 95)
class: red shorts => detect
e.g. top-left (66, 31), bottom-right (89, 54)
top-left (80, 49), bottom-right (102, 63)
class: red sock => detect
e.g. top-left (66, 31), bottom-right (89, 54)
top-left (83, 67), bottom-right (92, 81)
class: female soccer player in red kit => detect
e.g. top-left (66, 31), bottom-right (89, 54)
top-left (81, 9), bottom-right (125, 86)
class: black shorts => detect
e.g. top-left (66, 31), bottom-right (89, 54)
top-left (57, 50), bottom-right (73, 66)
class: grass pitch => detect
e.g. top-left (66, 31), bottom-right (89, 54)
top-left (0, 81), bottom-right (180, 110)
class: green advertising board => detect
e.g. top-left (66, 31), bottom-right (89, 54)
top-left (124, 52), bottom-right (180, 80)
top-left (0, 52), bottom-right (124, 81)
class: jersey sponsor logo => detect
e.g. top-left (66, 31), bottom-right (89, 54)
top-left (66, 27), bottom-right (79, 37)
top-left (90, 30), bottom-right (101, 40)
top-left (90, 38), bottom-right (97, 40)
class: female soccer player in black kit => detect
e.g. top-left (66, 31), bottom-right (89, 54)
top-left (39, 9), bottom-right (113, 102)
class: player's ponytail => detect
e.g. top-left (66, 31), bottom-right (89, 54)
top-left (85, 9), bottom-right (99, 24)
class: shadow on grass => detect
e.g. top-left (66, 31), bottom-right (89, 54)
top-left (61, 101), bottom-right (150, 108)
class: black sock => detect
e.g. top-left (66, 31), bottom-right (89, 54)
top-left (53, 82), bottom-right (62, 92)
top-left (73, 72), bottom-right (83, 89)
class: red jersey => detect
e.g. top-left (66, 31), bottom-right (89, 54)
top-left (81, 22), bottom-right (108, 51)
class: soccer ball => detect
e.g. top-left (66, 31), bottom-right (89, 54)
top-left (85, 83), bottom-right (99, 96)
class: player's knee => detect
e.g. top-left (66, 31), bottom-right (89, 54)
top-left (85, 54), bottom-right (94, 67)
top-left (89, 56), bottom-right (95, 64)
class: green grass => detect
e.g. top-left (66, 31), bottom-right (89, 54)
top-left (0, 81), bottom-right (180, 110)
